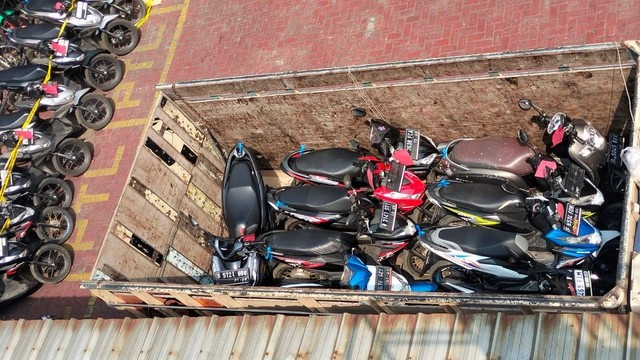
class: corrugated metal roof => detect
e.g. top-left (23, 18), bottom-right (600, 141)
top-left (0, 313), bottom-right (637, 360)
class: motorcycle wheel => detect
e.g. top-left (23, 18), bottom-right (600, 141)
top-left (401, 242), bottom-right (430, 281)
top-left (101, 19), bottom-right (141, 56)
top-left (283, 218), bottom-right (315, 231)
top-left (428, 260), bottom-right (473, 289)
top-left (110, 0), bottom-right (147, 23)
top-left (52, 138), bottom-right (93, 177)
top-left (437, 215), bottom-right (468, 227)
top-left (0, 45), bottom-right (22, 70)
top-left (35, 206), bottom-right (75, 244)
top-left (29, 243), bottom-right (72, 284)
top-left (271, 263), bottom-right (329, 283)
top-left (75, 93), bottom-right (114, 130)
top-left (84, 53), bottom-right (124, 91)
top-left (33, 177), bottom-right (73, 209)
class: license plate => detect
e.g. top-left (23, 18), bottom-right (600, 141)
top-left (214, 269), bottom-right (250, 285)
top-left (572, 270), bottom-right (592, 296)
top-left (378, 201), bottom-right (398, 232)
top-left (404, 128), bottom-right (420, 160)
top-left (374, 266), bottom-right (392, 290)
top-left (608, 133), bottom-right (624, 167)
top-left (74, 1), bottom-right (88, 19)
top-left (561, 203), bottom-right (582, 236)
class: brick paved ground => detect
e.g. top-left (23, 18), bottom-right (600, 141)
top-left (1, 0), bottom-right (639, 320)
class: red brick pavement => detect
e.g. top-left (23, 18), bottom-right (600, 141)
top-left (1, 0), bottom-right (639, 320)
top-left (168, 0), bottom-right (640, 81)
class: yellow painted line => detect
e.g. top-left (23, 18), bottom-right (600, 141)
top-left (84, 146), bottom-right (125, 178)
top-left (153, 4), bottom-right (183, 14)
top-left (69, 219), bottom-right (94, 251)
top-left (159, 0), bottom-right (190, 83)
top-left (111, 82), bottom-right (142, 109)
top-left (66, 272), bottom-right (92, 282)
top-left (106, 117), bottom-right (150, 130)
top-left (124, 59), bottom-right (155, 71)
top-left (72, 184), bottom-right (110, 213)
top-left (136, 24), bottom-right (166, 52)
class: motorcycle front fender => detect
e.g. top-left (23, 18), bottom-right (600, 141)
top-left (73, 88), bottom-right (92, 105)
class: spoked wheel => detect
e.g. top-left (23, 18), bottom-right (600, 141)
top-left (84, 53), bottom-right (124, 91)
top-left (35, 206), bottom-right (75, 244)
top-left (0, 45), bottom-right (22, 70)
top-left (29, 243), bottom-right (72, 284)
top-left (52, 138), bottom-right (93, 177)
top-left (110, 0), bottom-right (147, 23)
top-left (33, 177), bottom-right (73, 209)
top-left (401, 242), bottom-right (430, 281)
top-left (271, 263), bottom-right (329, 283)
top-left (74, 93), bottom-right (114, 130)
top-left (101, 19), bottom-right (141, 56)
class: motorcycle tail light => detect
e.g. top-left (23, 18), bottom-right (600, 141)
top-left (6, 266), bottom-right (18, 276)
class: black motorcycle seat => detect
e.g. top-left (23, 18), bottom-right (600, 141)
top-left (264, 229), bottom-right (356, 256)
top-left (431, 182), bottom-right (525, 215)
top-left (23, 0), bottom-right (59, 12)
top-left (275, 186), bottom-right (353, 213)
top-left (224, 160), bottom-right (263, 238)
top-left (0, 65), bottom-right (48, 86)
top-left (449, 138), bottom-right (535, 176)
top-left (431, 226), bottom-right (529, 260)
top-left (292, 148), bottom-right (362, 180)
top-left (0, 111), bottom-right (29, 131)
top-left (14, 23), bottom-right (66, 41)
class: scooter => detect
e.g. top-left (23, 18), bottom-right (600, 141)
top-left (0, 160), bottom-right (73, 208)
top-left (4, 30), bottom-right (124, 90)
top-left (0, 64), bottom-right (115, 130)
top-left (0, 110), bottom-right (93, 177)
top-left (84, 0), bottom-right (147, 23)
top-left (417, 224), bottom-right (618, 295)
top-left (0, 232), bottom-right (72, 284)
top-left (1, 202), bottom-right (74, 244)
top-left (19, 0), bottom-right (140, 56)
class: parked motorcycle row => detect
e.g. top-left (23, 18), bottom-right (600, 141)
top-left (212, 99), bottom-right (627, 296)
top-left (0, 0), bottom-right (145, 296)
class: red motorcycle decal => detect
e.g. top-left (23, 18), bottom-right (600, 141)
top-left (551, 127), bottom-right (565, 147)
top-left (534, 159), bottom-right (557, 178)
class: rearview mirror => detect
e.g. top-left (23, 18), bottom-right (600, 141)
top-left (351, 107), bottom-right (367, 117)
top-left (517, 129), bottom-right (530, 145)
top-left (518, 99), bottom-right (532, 110)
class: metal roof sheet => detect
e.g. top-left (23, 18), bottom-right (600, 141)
top-left (0, 312), bottom-right (637, 360)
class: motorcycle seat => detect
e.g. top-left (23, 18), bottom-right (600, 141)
top-left (0, 65), bottom-right (48, 87)
top-left (430, 226), bottom-right (529, 260)
top-left (13, 23), bottom-right (66, 41)
top-left (431, 181), bottom-right (526, 215)
top-left (275, 186), bottom-right (353, 213)
top-left (292, 148), bottom-right (362, 180)
top-left (224, 159), bottom-right (264, 238)
top-left (264, 229), bottom-right (356, 256)
top-left (449, 138), bottom-right (535, 176)
top-left (0, 111), bottom-right (29, 131)
top-left (23, 0), bottom-right (59, 12)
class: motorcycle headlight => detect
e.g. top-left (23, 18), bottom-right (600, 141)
top-left (579, 126), bottom-right (605, 157)
top-left (559, 231), bottom-right (602, 246)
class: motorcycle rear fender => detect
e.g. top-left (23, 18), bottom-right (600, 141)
top-left (81, 49), bottom-right (108, 66)
top-left (73, 88), bottom-right (91, 105)
top-left (100, 14), bottom-right (120, 29)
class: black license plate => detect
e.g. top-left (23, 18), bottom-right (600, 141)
top-left (404, 129), bottom-right (421, 160)
top-left (378, 201), bottom-right (398, 232)
top-left (608, 133), bottom-right (624, 167)
top-left (214, 269), bottom-right (250, 285)
top-left (386, 162), bottom-right (406, 192)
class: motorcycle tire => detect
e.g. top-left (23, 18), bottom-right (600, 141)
top-left (437, 215), bottom-right (468, 227)
top-left (75, 93), bottom-right (114, 130)
top-left (35, 206), bottom-right (75, 244)
top-left (110, 0), bottom-right (147, 23)
top-left (29, 243), bottom-right (72, 284)
top-left (283, 218), bottom-right (315, 231)
top-left (84, 53), bottom-right (124, 91)
top-left (101, 19), bottom-right (141, 56)
top-left (52, 138), bottom-right (93, 177)
top-left (400, 242), bottom-right (431, 281)
top-left (33, 177), bottom-right (73, 209)
top-left (0, 45), bottom-right (22, 70)
top-left (271, 263), bottom-right (329, 283)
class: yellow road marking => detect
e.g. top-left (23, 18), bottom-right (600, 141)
top-left (124, 59), bottom-right (155, 71)
top-left (137, 24), bottom-right (166, 52)
top-left (111, 82), bottom-right (142, 109)
top-left (65, 272), bottom-right (92, 282)
top-left (73, 184), bottom-right (110, 213)
top-left (84, 146), bottom-right (125, 178)
top-left (106, 117), bottom-right (150, 129)
top-left (69, 219), bottom-right (94, 251)
top-left (159, 0), bottom-right (191, 83)
top-left (153, 4), bottom-right (183, 14)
